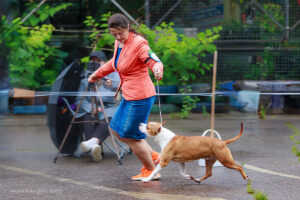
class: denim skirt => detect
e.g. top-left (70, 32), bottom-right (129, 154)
top-left (110, 96), bottom-right (155, 140)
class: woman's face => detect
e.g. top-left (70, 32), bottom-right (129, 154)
top-left (109, 26), bottom-right (129, 44)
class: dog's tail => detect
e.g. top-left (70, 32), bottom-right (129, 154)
top-left (224, 123), bottom-right (243, 145)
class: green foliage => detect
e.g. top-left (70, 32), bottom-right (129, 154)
top-left (246, 181), bottom-right (256, 195)
top-left (286, 123), bottom-right (300, 161)
top-left (244, 3), bottom-right (284, 80)
top-left (202, 104), bottom-right (208, 118)
top-left (222, 2), bottom-right (287, 81)
top-left (37, 49), bottom-right (68, 87)
top-left (23, 2), bottom-right (73, 26)
top-left (138, 23), bottom-right (222, 85)
top-left (258, 105), bottom-right (266, 119)
top-left (247, 180), bottom-right (269, 200)
top-left (178, 79), bottom-right (200, 118)
top-left (81, 56), bottom-right (90, 64)
top-left (170, 78), bottom-right (200, 119)
top-left (7, 23), bottom-right (55, 88)
top-left (255, 3), bottom-right (284, 37)
top-left (84, 13), bottom-right (115, 51)
top-left (180, 95), bottom-right (199, 119)
top-left (168, 77), bottom-right (199, 118)
top-left (0, 3), bottom-right (72, 89)
top-left (245, 49), bottom-right (275, 80)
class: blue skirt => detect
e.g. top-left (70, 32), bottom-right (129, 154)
top-left (110, 96), bottom-right (155, 140)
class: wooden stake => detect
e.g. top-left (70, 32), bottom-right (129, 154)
top-left (210, 51), bottom-right (218, 137)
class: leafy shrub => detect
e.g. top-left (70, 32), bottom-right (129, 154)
top-left (0, 3), bottom-right (72, 89)
top-left (138, 23), bottom-right (222, 85)
top-left (84, 13), bottom-right (115, 51)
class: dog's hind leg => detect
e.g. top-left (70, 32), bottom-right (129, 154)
top-left (178, 162), bottom-right (191, 179)
top-left (221, 161), bottom-right (249, 181)
top-left (218, 149), bottom-right (249, 180)
top-left (192, 158), bottom-right (217, 183)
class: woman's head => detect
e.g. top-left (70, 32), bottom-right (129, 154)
top-left (108, 13), bottom-right (136, 44)
top-left (108, 13), bottom-right (130, 30)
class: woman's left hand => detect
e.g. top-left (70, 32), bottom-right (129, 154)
top-left (153, 66), bottom-right (162, 80)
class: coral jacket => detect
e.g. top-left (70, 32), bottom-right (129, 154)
top-left (94, 32), bottom-right (164, 101)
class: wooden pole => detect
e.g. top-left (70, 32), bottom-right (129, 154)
top-left (210, 51), bottom-right (218, 137)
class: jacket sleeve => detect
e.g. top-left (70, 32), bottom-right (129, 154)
top-left (94, 59), bottom-right (114, 78)
top-left (137, 41), bottom-right (164, 77)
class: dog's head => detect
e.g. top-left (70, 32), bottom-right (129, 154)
top-left (139, 121), bottom-right (167, 137)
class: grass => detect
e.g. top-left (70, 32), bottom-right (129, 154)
top-left (258, 105), bottom-right (266, 119)
top-left (285, 122), bottom-right (300, 161)
top-left (247, 180), bottom-right (269, 200)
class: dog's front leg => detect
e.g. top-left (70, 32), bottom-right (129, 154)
top-left (178, 162), bottom-right (191, 179)
top-left (178, 162), bottom-right (201, 182)
top-left (142, 165), bottom-right (162, 183)
top-left (191, 158), bottom-right (217, 183)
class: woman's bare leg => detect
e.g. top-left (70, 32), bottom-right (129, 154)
top-left (110, 129), bottom-right (154, 170)
top-left (127, 139), bottom-right (154, 170)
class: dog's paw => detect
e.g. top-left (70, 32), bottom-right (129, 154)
top-left (189, 176), bottom-right (201, 183)
top-left (185, 175), bottom-right (191, 179)
top-left (142, 177), bottom-right (152, 183)
top-left (194, 178), bottom-right (202, 183)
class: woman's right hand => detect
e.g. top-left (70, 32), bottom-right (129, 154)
top-left (88, 73), bottom-right (98, 83)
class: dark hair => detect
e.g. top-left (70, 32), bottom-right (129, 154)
top-left (108, 13), bottom-right (137, 34)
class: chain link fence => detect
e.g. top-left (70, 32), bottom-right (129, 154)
top-left (148, 0), bottom-right (300, 81)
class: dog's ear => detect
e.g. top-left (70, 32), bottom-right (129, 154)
top-left (162, 121), bottom-right (167, 126)
top-left (157, 126), bottom-right (161, 133)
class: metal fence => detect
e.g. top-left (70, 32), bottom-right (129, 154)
top-left (148, 0), bottom-right (300, 81)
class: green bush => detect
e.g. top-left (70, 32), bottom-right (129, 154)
top-left (138, 23), bottom-right (222, 85)
top-left (84, 13), bottom-right (115, 51)
top-left (0, 3), bottom-right (72, 89)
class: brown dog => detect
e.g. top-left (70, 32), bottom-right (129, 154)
top-left (139, 121), bottom-right (249, 183)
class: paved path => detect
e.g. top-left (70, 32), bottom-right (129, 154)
top-left (0, 113), bottom-right (299, 200)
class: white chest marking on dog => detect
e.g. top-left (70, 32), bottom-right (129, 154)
top-left (154, 127), bottom-right (176, 150)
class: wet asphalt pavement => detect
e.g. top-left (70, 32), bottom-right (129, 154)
top-left (0, 112), bottom-right (299, 200)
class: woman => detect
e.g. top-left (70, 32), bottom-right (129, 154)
top-left (88, 13), bottom-right (163, 181)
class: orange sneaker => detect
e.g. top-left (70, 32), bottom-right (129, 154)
top-left (140, 151), bottom-right (161, 172)
top-left (131, 169), bottom-right (161, 181)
